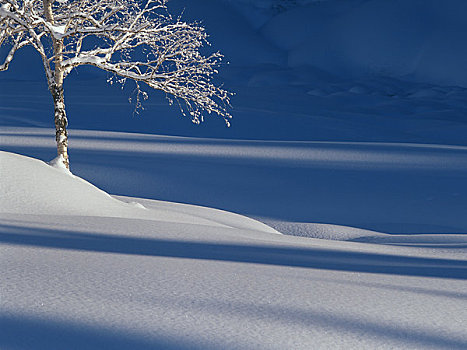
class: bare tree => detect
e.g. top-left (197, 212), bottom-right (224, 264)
top-left (0, 0), bottom-right (232, 169)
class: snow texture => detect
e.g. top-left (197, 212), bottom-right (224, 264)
top-left (1, 0), bottom-right (467, 349)
top-left (1, 150), bottom-right (467, 350)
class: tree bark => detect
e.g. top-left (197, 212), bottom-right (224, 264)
top-left (51, 83), bottom-right (69, 169)
top-left (43, 0), bottom-right (69, 169)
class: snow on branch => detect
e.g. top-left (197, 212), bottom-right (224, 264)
top-left (0, 0), bottom-right (232, 124)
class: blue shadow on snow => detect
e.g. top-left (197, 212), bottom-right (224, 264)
top-left (0, 224), bottom-right (466, 280)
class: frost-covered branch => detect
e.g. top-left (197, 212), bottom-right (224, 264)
top-left (0, 0), bottom-right (232, 123)
top-left (0, 0), bottom-right (54, 83)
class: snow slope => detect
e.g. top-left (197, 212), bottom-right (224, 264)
top-left (237, 0), bottom-right (467, 87)
top-left (1, 0), bottom-right (467, 348)
top-left (2, 128), bottom-right (467, 239)
top-left (1, 151), bottom-right (467, 350)
top-left (0, 151), bottom-right (277, 233)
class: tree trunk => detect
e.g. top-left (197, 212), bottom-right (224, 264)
top-left (44, 0), bottom-right (69, 169)
top-left (52, 83), bottom-right (69, 169)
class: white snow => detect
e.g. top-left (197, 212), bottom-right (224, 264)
top-left (0, 151), bottom-right (276, 232)
top-left (1, 150), bottom-right (467, 350)
top-left (258, 0), bottom-right (467, 87)
top-left (50, 24), bottom-right (66, 36)
top-left (2, 128), bottom-right (467, 236)
top-left (48, 154), bottom-right (72, 175)
top-left (1, 0), bottom-right (467, 348)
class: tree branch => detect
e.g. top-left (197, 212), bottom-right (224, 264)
top-left (0, 0), bottom-right (232, 123)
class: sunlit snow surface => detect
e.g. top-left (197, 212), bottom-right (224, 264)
top-left (1, 150), bottom-right (467, 350)
top-left (1, 0), bottom-right (467, 348)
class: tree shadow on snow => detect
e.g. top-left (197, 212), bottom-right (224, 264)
top-left (0, 313), bottom-right (205, 350)
top-left (0, 223), bottom-right (466, 280)
top-left (186, 298), bottom-right (467, 350)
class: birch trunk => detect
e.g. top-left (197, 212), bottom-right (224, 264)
top-left (44, 0), bottom-right (69, 169)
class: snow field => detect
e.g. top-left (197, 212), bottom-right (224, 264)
top-left (1, 151), bottom-right (467, 349)
top-left (1, 0), bottom-right (467, 348)
top-left (2, 128), bottom-right (467, 241)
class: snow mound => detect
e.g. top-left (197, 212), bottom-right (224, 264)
top-left (263, 220), bottom-right (388, 241)
top-left (265, 220), bottom-right (467, 250)
top-left (351, 234), bottom-right (467, 249)
top-left (0, 151), bottom-right (278, 234)
top-left (48, 154), bottom-right (72, 175)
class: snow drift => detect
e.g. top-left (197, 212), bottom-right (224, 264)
top-left (1, 151), bottom-right (467, 350)
top-left (0, 151), bottom-right (278, 234)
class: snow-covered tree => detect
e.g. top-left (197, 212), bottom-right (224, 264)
top-left (0, 0), bottom-right (232, 169)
